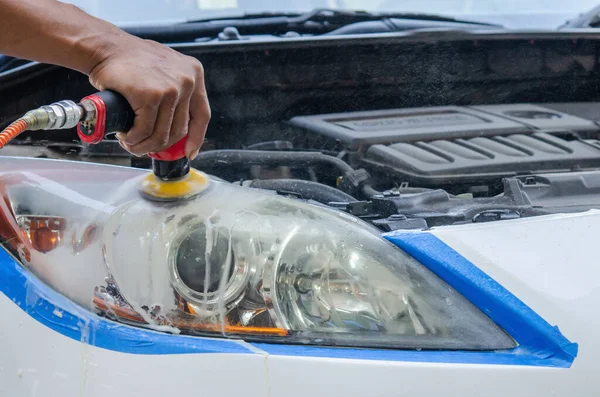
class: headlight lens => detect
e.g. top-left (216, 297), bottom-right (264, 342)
top-left (0, 158), bottom-right (515, 350)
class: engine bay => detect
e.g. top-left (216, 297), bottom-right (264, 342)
top-left (3, 32), bottom-right (600, 231)
top-left (5, 100), bottom-right (600, 232)
top-left (221, 101), bottom-right (600, 230)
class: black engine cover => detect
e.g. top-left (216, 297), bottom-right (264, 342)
top-left (289, 103), bottom-right (600, 187)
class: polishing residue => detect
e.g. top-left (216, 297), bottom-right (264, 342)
top-left (0, 159), bottom-right (140, 309)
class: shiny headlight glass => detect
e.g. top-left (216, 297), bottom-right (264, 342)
top-left (0, 158), bottom-right (515, 350)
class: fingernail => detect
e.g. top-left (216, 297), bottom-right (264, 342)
top-left (118, 141), bottom-right (132, 153)
top-left (119, 141), bottom-right (142, 157)
top-left (116, 132), bottom-right (127, 141)
top-left (188, 148), bottom-right (200, 160)
top-left (118, 140), bottom-right (131, 152)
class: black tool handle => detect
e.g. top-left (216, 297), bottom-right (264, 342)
top-left (97, 90), bottom-right (135, 133)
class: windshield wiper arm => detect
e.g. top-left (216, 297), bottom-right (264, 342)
top-left (123, 8), bottom-right (503, 42)
top-left (183, 8), bottom-right (501, 26)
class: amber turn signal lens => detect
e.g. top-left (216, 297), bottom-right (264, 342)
top-left (17, 216), bottom-right (65, 253)
top-left (93, 294), bottom-right (288, 337)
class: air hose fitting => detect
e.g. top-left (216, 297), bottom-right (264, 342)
top-left (0, 100), bottom-right (83, 148)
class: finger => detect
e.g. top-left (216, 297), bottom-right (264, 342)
top-left (165, 78), bottom-right (193, 148)
top-left (116, 132), bottom-right (128, 142)
top-left (117, 139), bottom-right (140, 157)
top-left (185, 77), bottom-right (210, 159)
top-left (188, 147), bottom-right (200, 161)
top-left (121, 103), bottom-right (159, 146)
top-left (166, 99), bottom-right (190, 149)
top-left (129, 91), bottom-right (178, 154)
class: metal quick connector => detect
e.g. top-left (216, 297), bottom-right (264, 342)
top-left (56, 100), bottom-right (82, 129)
top-left (24, 100), bottom-right (84, 131)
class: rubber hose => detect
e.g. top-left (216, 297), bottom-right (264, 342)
top-left (191, 150), bottom-right (354, 175)
top-left (248, 179), bottom-right (356, 204)
top-left (245, 141), bottom-right (294, 151)
top-left (0, 118), bottom-right (28, 149)
top-left (361, 185), bottom-right (382, 198)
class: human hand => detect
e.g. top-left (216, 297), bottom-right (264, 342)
top-left (87, 36), bottom-right (210, 159)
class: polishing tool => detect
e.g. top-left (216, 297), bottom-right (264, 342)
top-left (136, 138), bottom-right (211, 202)
top-left (0, 90), bottom-right (210, 202)
top-left (76, 90), bottom-right (210, 202)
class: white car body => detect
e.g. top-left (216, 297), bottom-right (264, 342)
top-left (1, 205), bottom-right (595, 396)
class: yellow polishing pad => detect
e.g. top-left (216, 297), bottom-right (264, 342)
top-left (138, 169), bottom-right (211, 201)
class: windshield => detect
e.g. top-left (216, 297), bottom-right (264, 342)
top-left (59, 0), bottom-right (600, 26)
top-left (59, 0), bottom-right (597, 25)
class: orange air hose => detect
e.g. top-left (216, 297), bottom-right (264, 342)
top-left (0, 119), bottom-right (28, 149)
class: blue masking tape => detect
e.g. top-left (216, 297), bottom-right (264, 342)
top-left (0, 247), bottom-right (253, 355)
top-left (384, 231), bottom-right (578, 366)
top-left (249, 343), bottom-right (572, 367)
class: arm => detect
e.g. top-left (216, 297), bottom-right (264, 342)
top-left (0, 0), bottom-right (210, 159)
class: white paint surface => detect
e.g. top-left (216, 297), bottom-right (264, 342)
top-left (0, 292), bottom-right (268, 397)
top-left (431, 211), bottom-right (600, 353)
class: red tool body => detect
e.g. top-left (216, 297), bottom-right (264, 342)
top-left (77, 90), bottom-right (190, 180)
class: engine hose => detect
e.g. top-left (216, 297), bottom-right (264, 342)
top-left (361, 185), bottom-right (382, 198)
top-left (191, 150), bottom-right (386, 199)
top-left (0, 118), bottom-right (28, 149)
top-left (191, 149), bottom-right (354, 174)
top-left (246, 179), bottom-right (357, 204)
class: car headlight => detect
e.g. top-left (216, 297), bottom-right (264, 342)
top-left (0, 157), bottom-right (515, 350)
